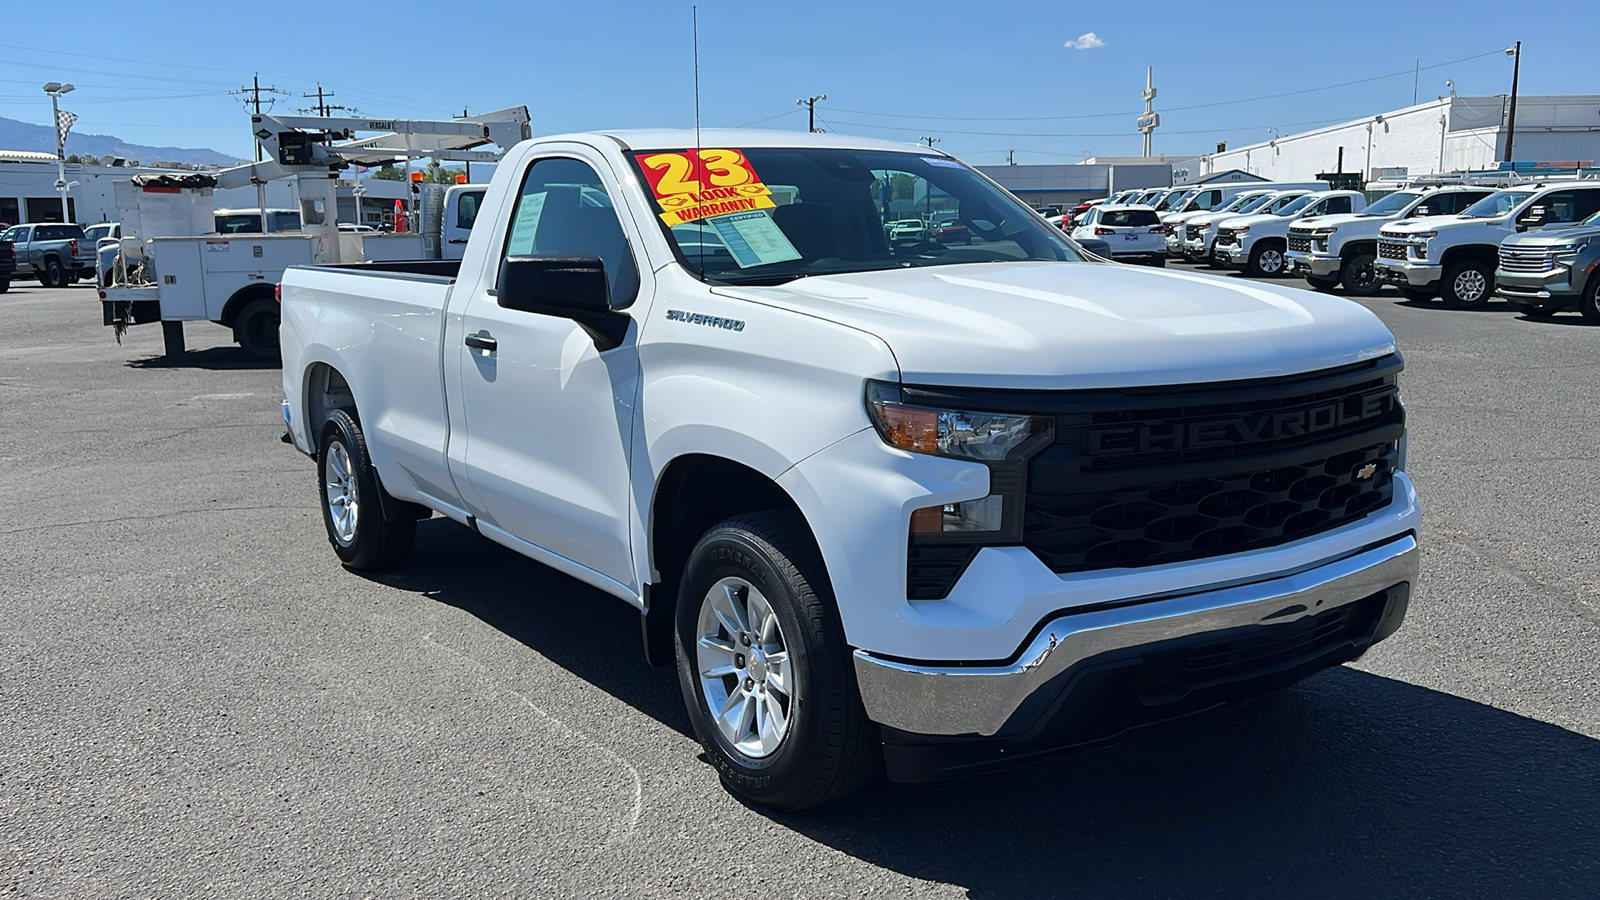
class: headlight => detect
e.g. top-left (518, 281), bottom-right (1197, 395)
top-left (1312, 226), bottom-right (1338, 236)
top-left (1407, 231), bottom-right (1438, 241)
top-left (1233, 226), bottom-right (1250, 236)
top-left (865, 381), bottom-right (1052, 461)
top-left (1550, 241), bottom-right (1589, 257)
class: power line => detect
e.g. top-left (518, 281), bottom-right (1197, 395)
top-left (230, 74), bottom-right (289, 161)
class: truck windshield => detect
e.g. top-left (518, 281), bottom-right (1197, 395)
top-left (1152, 190), bottom-right (1180, 211)
top-left (627, 147), bottom-right (1084, 285)
top-left (1460, 191), bottom-right (1533, 218)
top-left (1360, 191), bottom-right (1422, 217)
top-left (1273, 196), bottom-right (1316, 216)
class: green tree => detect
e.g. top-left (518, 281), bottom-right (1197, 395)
top-left (370, 165), bottom-right (405, 181)
top-left (65, 154), bottom-right (82, 164)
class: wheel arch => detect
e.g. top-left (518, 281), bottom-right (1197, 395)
top-left (301, 359), bottom-right (358, 446)
top-left (642, 453), bottom-right (816, 666)
top-left (1440, 243), bottom-right (1498, 270)
top-left (1339, 239), bottom-right (1377, 259)
top-left (218, 282), bottom-right (275, 327)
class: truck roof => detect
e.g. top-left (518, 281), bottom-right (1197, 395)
top-left (563, 129), bottom-right (931, 155)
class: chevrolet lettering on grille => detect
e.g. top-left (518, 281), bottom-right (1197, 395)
top-left (1084, 389), bottom-right (1396, 456)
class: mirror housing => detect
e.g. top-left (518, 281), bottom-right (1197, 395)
top-left (1516, 206), bottom-right (1547, 229)
top-left (497, 255), bottom-right (630, 350)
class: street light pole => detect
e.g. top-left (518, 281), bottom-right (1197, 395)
top-left (1503, 41), bottom-right (1522, 164)
top-left (42, 82), bottom-right (77, 223)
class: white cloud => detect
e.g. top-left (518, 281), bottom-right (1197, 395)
top-left (1065, 32), bottom-right (1105, 50)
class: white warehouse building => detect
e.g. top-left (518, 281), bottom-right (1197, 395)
top-left (1200, 94), bottom-right (1600, 183)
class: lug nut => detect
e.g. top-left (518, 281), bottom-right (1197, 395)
top-left (744, 678), bottom-right (755, 691)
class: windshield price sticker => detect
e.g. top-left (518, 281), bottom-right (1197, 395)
top-left (640, 149), bottom-right (776, 225)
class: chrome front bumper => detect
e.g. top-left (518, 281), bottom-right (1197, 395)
top-left (1374, 258), bottom-right (1441, 288)
top-left (853, 534), bottom-right (1418, 737)
top-left (1495, 268), bottom-right (1576, 303)
top-left (1286, 251), bottom-right (1341, 278)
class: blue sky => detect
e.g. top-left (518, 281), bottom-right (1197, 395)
top-left (2, 0), bottom-right (1596, 165)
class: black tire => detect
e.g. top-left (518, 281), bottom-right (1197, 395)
top-left (1246, 241), bottom-right (1286, 278)
top-left (39, 258), bottom-right (65, 288)
top-left (1339, 252), bottom-right (1381, 297)
top-left (1580, 277), bottom-right (1600, 324)
top-left (1440, 259), bottom-right (1493, 307)
top-left (233, 297), bottom-right (280, 361)
top-left (317, 410), bottom-right (415, 571)
top-left (675, 511), bottom-right (878, 810)
top-left (0, 279), bottom-right (9, 294)
top-left (1148, 257), bottom-right (1167, 268)
top-left (1399, 287), bottom-right (1434, 302)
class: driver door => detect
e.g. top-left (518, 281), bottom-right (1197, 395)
top-left (452, 153), bottom-right (646, 591)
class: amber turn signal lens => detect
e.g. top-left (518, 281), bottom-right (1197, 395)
top-left (876, 404), bottom-right (939, 454)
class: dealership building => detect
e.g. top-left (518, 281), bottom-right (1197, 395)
top-left (1198, 94), bottom-right (1600, 183)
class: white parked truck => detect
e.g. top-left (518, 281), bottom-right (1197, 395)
top-left (100, 108), bottom-right (530, 359)
top-left (279, 129), bottom-right (1420, 809)
top-left (1375, 182), bottom-right (1600, 305)
top-left (1212, 191), bottom-right (1369, 277)
top-left (1285, 187), bottom-right (1493, 295)
top-left (1178, 189), bottom-right (1301, 263)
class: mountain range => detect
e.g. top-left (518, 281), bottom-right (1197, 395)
top-left (0, 115), bottom-right (240, 167)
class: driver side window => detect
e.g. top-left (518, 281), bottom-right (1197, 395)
top-left (502, 156), bottom-right (640, 309)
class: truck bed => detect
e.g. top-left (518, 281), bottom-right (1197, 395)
top-left (322, 258), bottom-right (462, 280)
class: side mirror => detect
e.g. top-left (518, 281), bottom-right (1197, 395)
top-left (498, 255), bottom-right (611, 321)
top-left (497, 255), bottom-right (630, 350)
top-left (1516, 206), bottom-right (1547, 229)
top-left (1412, 206), bottom-right (1430, 217)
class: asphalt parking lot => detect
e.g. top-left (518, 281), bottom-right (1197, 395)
top-left (3, 271), bottom-right (1598, 898)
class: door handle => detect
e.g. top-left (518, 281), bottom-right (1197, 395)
top-left (448, 238), bottom-right (469, 244)
top-left (464, 332), bottom-right (498, 352)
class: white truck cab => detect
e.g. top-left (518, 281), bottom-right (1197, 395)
top-left (1213, 190), bottom-right (1368, 277)
top-left (1375, 182), bottom-right (1600, 305)
top-left (441, 184), bottom-right (488, 260)
top-left (1177, 189), bottom-right (1281, 262)
top-left (1287, 187), bottom-right (1493, 295)
top-left (279, 129), bottom-right (1419, 810)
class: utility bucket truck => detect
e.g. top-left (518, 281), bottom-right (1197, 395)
top-left (99, 107), bottom-right (531, 360)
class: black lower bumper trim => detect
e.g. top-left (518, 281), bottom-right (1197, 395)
top-left (880, 582), bottom-right (1410, 783)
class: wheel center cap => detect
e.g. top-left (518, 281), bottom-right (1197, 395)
top-left (749, 649), bottom-right (769, 682)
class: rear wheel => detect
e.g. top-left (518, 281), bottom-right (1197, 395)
top-left (1580, 277), bottom-right (1600, 324)
top-left (39, 258), bottom-right (65, 288)
top-left (675, 511), bottom-right (879, 810)
top-left (1441, 259), bottom-right (1493, 307)
top-left (1246, 242), bottom-right (1286, 278)
top-left (0, 279), bottom-right (9, 294)
top-left (1339, 252), bottom-right (1381, 296)
top-left (233, 297), bottom-right (280, 361)
top-left (317, 410), bottom-right (416, 570)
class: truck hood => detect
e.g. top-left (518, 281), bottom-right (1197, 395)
top-left (1223, 213), bottom-right (1292, 230)
top-left (1500, 222), bottom-right (1600, 247)
top-left (1382, 214), bottom-right (1473, 236)
top-left (1184, 210), bottom-right (1241, 227)
top-left (713, 261), bottom-right (1395, 390)
top-left (1289, 212), bottom-right (1381, 232)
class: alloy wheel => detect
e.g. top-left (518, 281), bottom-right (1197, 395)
top-left (324, 440), bottom-right (359, 545)
top-left (695, 576), bottom-right (793, 759)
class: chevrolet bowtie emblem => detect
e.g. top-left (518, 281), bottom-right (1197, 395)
top-left (1355, 462), bottom-right (1379, 481)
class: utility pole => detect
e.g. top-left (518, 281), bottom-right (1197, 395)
top-left (454, 106), bottom-right (473, 182)
top-left (231, 73), bottom-right (288, 161)
top-left (1007, 149), bottom-right (1016, 165)
top-left (300, 84), bottom-right (356, 118)
top-left (796, 94), bottom-right (826, 133)
top-left (919, 135), bottom-right (939, 149)
top-left (1503, 41), bottom-right (1522, 163)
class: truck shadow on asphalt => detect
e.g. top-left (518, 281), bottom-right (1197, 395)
top-left (371, 519), bottom-right (1600, 898)
top-left (125, 348), bottom-right (280, 370)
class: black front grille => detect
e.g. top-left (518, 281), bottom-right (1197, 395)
top-left (1287, 234), bottom-right (1312, 254)
top-left (1020, 358), bottom-right (1404, 574)
top-left (1378, 240), bottom-right (1407, 260)
top-left (1186, 224), bottom-right (1205, 241)
top-left (1215, 228), bottom-right (1238, 246)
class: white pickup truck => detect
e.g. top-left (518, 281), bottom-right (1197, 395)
top-left (1286, 187), bottom-right (1493, 295)
top-left (1212, 191), bottom-right (1369, 277)
top-left (279, 129), bottom-right (1420, 810)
